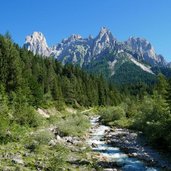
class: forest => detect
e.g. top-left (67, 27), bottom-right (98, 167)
top-left (0, 34), bottom-right (122, 143)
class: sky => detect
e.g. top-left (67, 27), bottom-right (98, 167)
top-left (0, 0), bottom-right (171, 61)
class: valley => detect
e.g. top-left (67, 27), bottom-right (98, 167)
top-left (1, 1), bottom-right (171, 170)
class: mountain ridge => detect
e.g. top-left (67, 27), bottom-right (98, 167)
top-left (24, 27), bottom-right (171, 84)
top-left (24, 27), bottom-right (168, 66)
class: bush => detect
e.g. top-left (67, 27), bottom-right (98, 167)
top-left (54, 100), bottom-right (65, 111)
top-left (33, 130), bottom-right (54, 145)
top-left (56, 113), bottom-right (90, 136)
top-left (132, 94), bottom-right (171, 149)
top-left (24, 130), bottom-right (54, 153)
top-left (0, 85), bottom-right (11, 143)
top-left (13, 105), bottom-right (42, 127)
top-left (47, 144), bottom-right (69, 170)
top-left (99, 106), bottom-right (126, 125)
top-left (0, 116), bottom-right (10, 144)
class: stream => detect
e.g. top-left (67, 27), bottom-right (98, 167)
top-left (87, 116), bottom-right (161, 171)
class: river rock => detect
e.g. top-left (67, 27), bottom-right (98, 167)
top-left (48, 139), bottom-right (58, 146)
top-left (106, 127), bottom-right (171, 170)
top-left (88, 117), bottom-right (171, 170)
top-left (11, 155), bottom-right (24, 165)
top-left (91, 143), bottom-right (98, 148)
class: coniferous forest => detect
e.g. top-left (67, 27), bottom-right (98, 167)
top-left (1, 34), bottom-right (171, 170)
top-left (0, 34), bottom-right (120, 141)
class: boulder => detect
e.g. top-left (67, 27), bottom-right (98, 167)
top-left (11, 155), bottom-right (24, 165)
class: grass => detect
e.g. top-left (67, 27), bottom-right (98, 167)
top-left (0, 107), bottom-right (96, 170)
top-left (56, 112), bottom-right (90, 137)
top-left (98, 106), bottom-right (126, 125)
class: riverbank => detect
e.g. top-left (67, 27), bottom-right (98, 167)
top-left (105, 127), bottom-right (171, 170)
top-left (87, 116), bottom-right (171, 171)
top-left (0, 108), bottom-right (97, 170)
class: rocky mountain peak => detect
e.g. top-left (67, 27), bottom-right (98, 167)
top-left (92, 27), bottom-right (116, 56)
top-left (24, 31), bottom-right (50, 56)
top-left (97, 27), bottom-right (114, 41)
top-left (125, 37), bottom-right (166, 66)
top-left (62, 34), bottom-right (82, 44)
top-left (127, 37), bottom-right (152, 50)
top-left (23, 28), bottom-right (168, 68)
top-left (32, 31), bottom-right (44, 39)
top-left (88, 35), bottom-right (93, 40)
top-left (99, 27), bottom-right (110, 33)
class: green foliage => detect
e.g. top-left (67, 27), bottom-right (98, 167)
top-left (98, 76), bottom-right (171, 151)
top-left (10, 91), bottom-right (42, 127)
top-left (152, 66), bottom-right (171, 78)
top-left (125, 76), bottom-right (171, 151)
top-left (99, 106), bottom-right (126, 125)
top-left (85, 52), bottom-right (157, 86)
top-left (166, 78), bottom-right (171, 110)
top-left (1, 32), bottom-right (171, 154)
top-left (0, 33), bottom-right (122, 145)
top-left (112, 61), bottom-right (156, 85)
top-left (56, 112), bottom-right (90, 136)
top-left (155, 74), bottom-right (168, 96)
top-left (0, 34), bottom-right (121, 108)
top-left (0, 84), bottom-right (10, 143)
top-left (33, 130), bottom-right (54, 145)
top-left (0, 35), bottom-right (22, 92)
top-left (132, 94), bottom-right (170, 144)
top-left (47, 144), bottom-right (69, 171)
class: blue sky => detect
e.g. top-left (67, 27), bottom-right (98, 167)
top-left (0, 0), bottom-right (171, 61)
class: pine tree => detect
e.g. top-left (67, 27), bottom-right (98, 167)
top-left (166, 79), bottom-right (171, 111)
top-left (0, 35), bottom-right (22, 92)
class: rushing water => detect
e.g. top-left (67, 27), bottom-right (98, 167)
top-left (87, 116), bottom-right (160, 171)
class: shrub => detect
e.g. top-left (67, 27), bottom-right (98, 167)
top-left (132, 94), bottom-right (171, 149)
top-left (47, 144), bottom-right (69, 170)
top-left (0, 116), bottom-right (10, 144)
top-left (13, 105), bottom-right (42, 127)
top-left (99, 106), bottom-right (126, 124)
top-left (33, 130), bottom-right (54, 145)
top-left (56, 113), bottom-right (90, 136)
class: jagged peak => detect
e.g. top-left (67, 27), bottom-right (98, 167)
top-left (126, 36), bottom-right (154, 49)
top-left (32, 31), bottom-right (44, 37)
top-left (24, 31), bottom-right (50, 56)
top-left (127, 36), bottom-right (151, 45)
top-left (96, 27), bottom-right (115, 42)
top-left (88, 35), bottom-right (93, 40)
top-left (23, 28), bottom-right (168, 67)
top-left (98, 27), bottom-right (112, 37)
top-left (26, 31), bottom-right (45, 39)
top-left (25, 31), bottom-right (48, 46)
top-left (62, 34), bottom-right (82, 44)
top-left (99, 27), bottom-right (110, 34)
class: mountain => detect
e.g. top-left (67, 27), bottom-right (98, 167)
top-left (24, 32), bottom-right (51, 56)
top-left (24, 27), bottom-right (170, 84)
top-left (124, 37), bottom-right (166, 66)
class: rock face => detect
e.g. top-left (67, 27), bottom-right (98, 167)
top-left (24, 32), bottom-right (51, 56)
top-left (167, 62), bottom-right (171, 68)
top-left (23, 28), bottom-right (169, 82)
top-left (92, 27), bottom-right (116, 57)
top-left (51, 34), bottom-right (91, 67)
top-left (24, 28), bottom-right (167, 67)
top-left (125, 37), bottom-right (166, 66)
